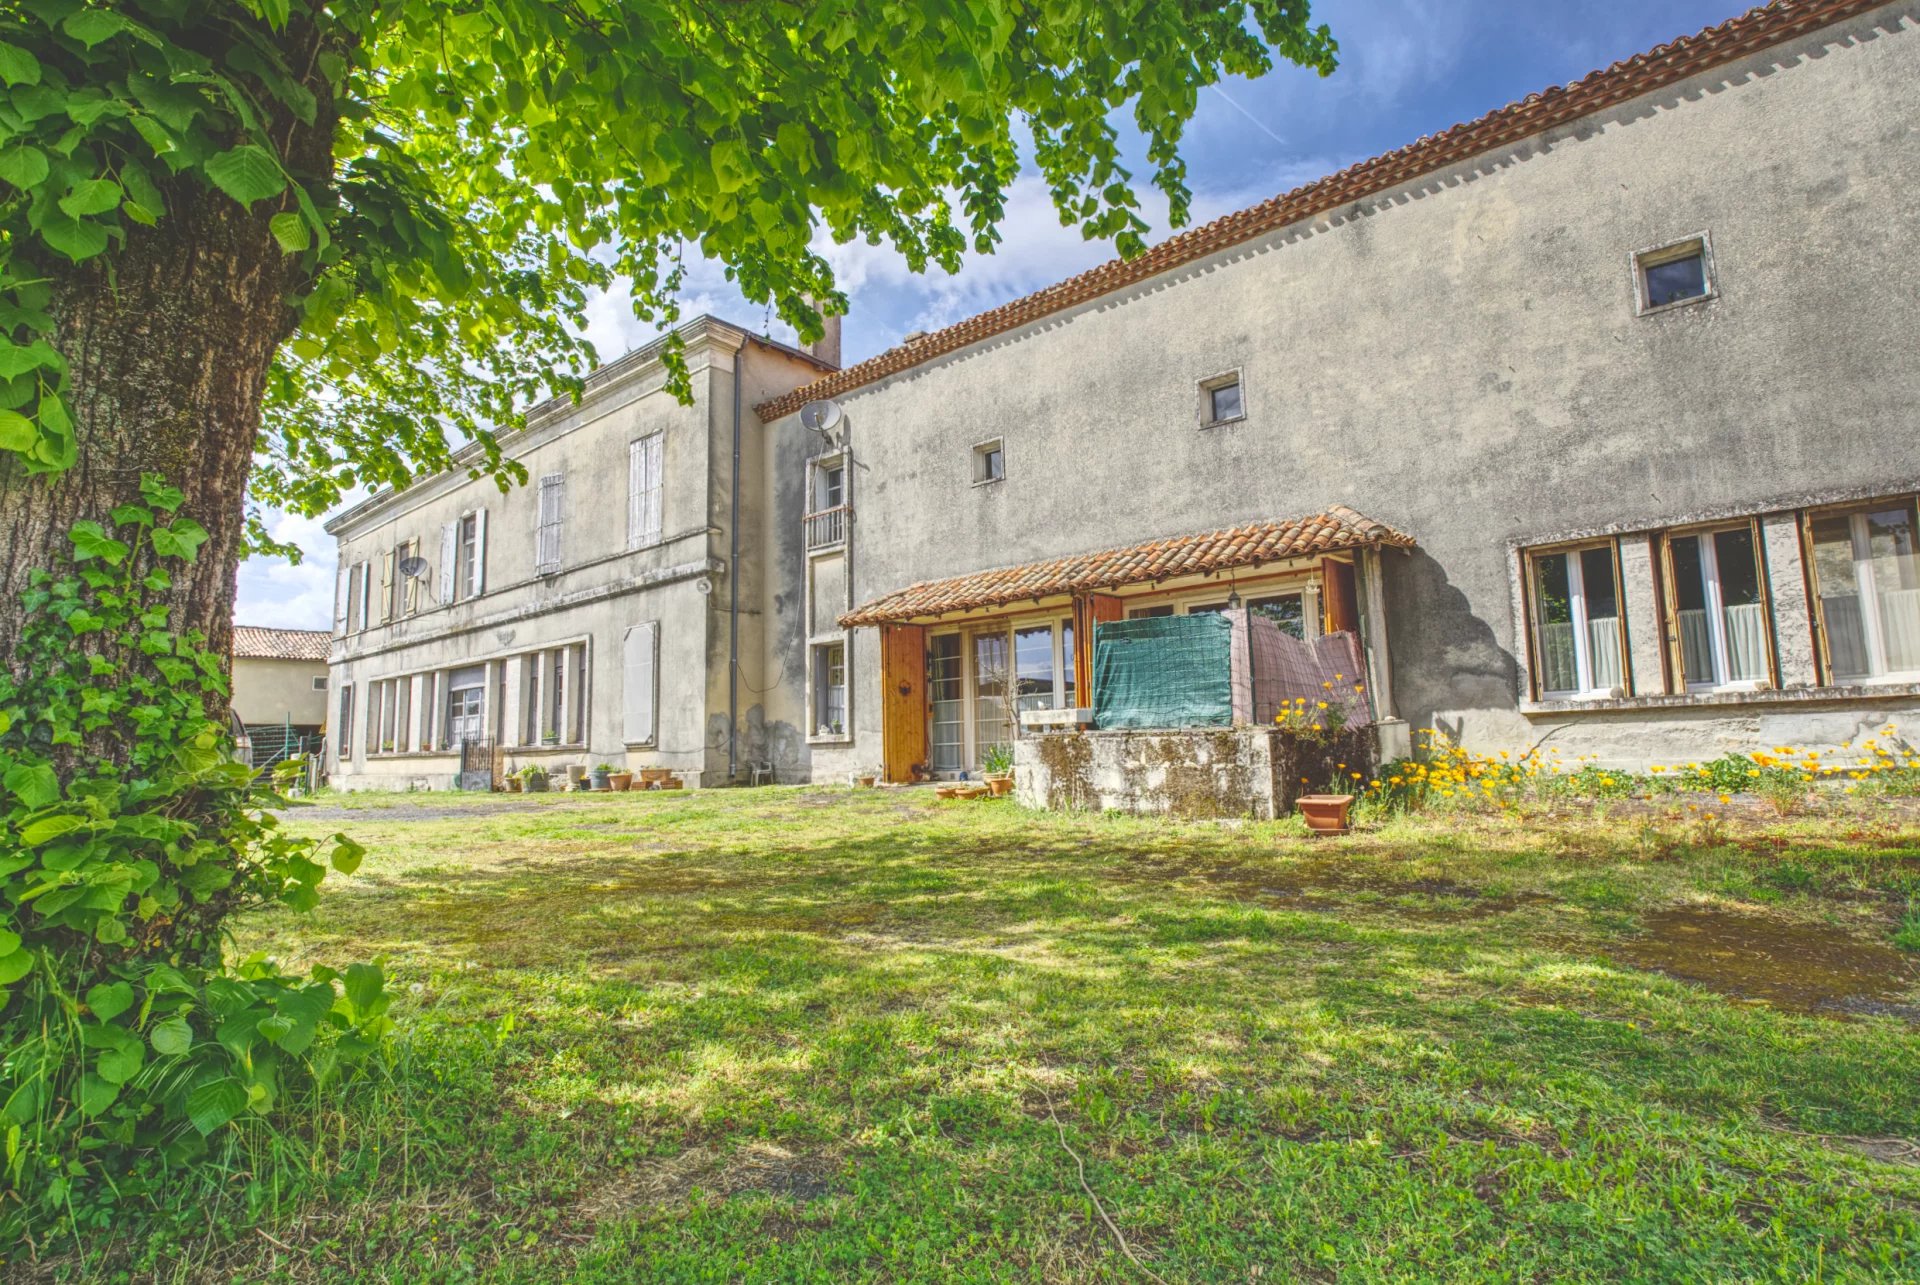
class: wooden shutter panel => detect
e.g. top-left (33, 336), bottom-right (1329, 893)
top-left (440, 523), bottom-right (457, 604)
top-left (333, 562), bottom-right (349, 635)
top-left (880, 626), bottom-right (926, 783)
top-left (1323, 558), bottom-right (1359, 635)
top-left (377, 551), bottom-right (394, 623)
top-left (623, 622), bottom-right (657, 745)
top-left (472, 508), bottom-right (488, 595)
top-left (356, 563), bottom-right (371, 631)
top-left (627, 438), bottom-right (644, 549)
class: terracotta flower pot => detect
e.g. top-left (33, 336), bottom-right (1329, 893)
top-left (1297, 794), bottom-right (1355, 835)
top-left (856, 775), bottom-right (877, 788)
top-left (987, 776), bottom-right (1014, 796)
top-left (609, 772), bottom-right (633, 792)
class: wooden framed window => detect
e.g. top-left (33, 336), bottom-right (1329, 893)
top-left (535, 472), bottom-right (566, 573)
top-left (812, 641), bottom-right (847, 737)
top-left (1526, 543), bottom-right (1627, 699)
top-left (1661, 521), bottom-right (1772, 692)
top-left (1805, 498), bottom-right (1920, 684)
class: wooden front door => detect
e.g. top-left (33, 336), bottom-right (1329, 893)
top-left (880, 624), bottom-right (928, 783)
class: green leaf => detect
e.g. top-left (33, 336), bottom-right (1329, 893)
top-left (0, 929), bottom-right (17, 956)
top-left (150, 518), bottom-right (208, 562)
top-left (330, 835), bottom-right (365, 874)
top-left (58, 177), bottom-right (122, 219)
top-left (203, 144), bottom-right (286, 208)
top-left (78, 1073), bottom-right (119, 1116)
top-left (19, 814), bottom-right (84, 845)
top-left (0, 42), bottom-right (41, 87)
top-left (3, 762), bottom-right (59, 808)
top-left (38, 214), bottom-right (110, 263)
top-left (0, 949), bottom-right (32, 986)
top-left (85, 981), bottom-right (135, 1021)
top-left (344, 961), bottom-right (384, 1015)
top-left (140, 474), bottom-right (185, 512)
top-left (269, 210), bottom-right (309, 253)
top-left (70, 520), bottom-right (130, 565)
top-left (150, 1015), bottom-right (193, 1056)
top-left (61, 10), bottom-right (126, 48)
top-left (0, 408), bottom-right (33, 453)
top-left (186, 1077), bottom-right (246, 1134)
top-left (0, 144), bottom-right (49, 189)
top-left (95, 1040), bottom-right (143, 1085)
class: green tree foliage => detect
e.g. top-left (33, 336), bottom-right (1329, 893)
top-left (0, 0), bottom-right (1334, 520)
top-left (0, 478), bottom-right (389, 1236)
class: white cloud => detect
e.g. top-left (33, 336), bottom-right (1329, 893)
top-left (234, 503), bottom-right (358, 632)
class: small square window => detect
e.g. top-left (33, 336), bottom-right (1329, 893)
top-left (1635, 236), bottom-right (1713, 313)
top-left (312, 674), bottom-right (329, 691)
top-left (1199, 371), bottom-right (1245, 426)
top-left (973, 439), bottom-right (1004, 485)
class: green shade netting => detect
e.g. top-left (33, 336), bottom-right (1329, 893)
top-left (1092, 613), bottom-right (1233, 730)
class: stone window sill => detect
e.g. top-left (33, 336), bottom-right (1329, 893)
top-left (807, 733), bottom-right (854, 747)
top-left (1520, 680), bottom-right (1920, 717)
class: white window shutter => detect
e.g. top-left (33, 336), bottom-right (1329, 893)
top-left (333, 562), bottom-right (348, 635)
top-left (440, 523), bottom-right (456, 604)
top-left (623, 622), bottom-right (657, 745)
top-left (472, 508), bottom-right (488, 596)
top-left (537, 473), bottom-right (564, 571)
top-left (643, 436), bottom-right (662, 545)
top-left (377, 552), bottom-right (394, 623)
top-left (627, 439), bottom-right (643, 549)
top-left (356, 563), bottom-right (371, 631)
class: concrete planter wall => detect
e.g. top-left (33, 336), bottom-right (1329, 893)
top-left (1014, 726), bottom-right (1376, 820)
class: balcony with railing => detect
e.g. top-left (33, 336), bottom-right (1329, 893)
top-left (805, 504), bottom-right (849, 551)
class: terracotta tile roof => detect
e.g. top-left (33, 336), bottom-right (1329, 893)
top-left (759, 0), bottom-right (1884, 424)
top-left (840, 507), bottom-right (1415, 627)
top-left (231, 626), bottom-right (332, 662)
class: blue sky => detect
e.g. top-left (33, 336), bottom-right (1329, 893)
top-left (237, 0), bottom-right (1753, 630)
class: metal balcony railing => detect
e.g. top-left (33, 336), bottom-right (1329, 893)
top-left (805, 504), bottom-right (849, 550)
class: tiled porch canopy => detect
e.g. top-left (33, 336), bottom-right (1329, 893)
top-left (840, 506), bottom-right (1416, 627)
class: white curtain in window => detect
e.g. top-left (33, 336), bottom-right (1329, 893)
top-left (628, 435), bottom-right (663, 549)
top-left (1723, 602), bottom-right (1769, 682)
top-left (1880, 588), bottom-right (1920, 673)
top-left (1585, 617), bottom-right (1623, 691)
top-left (623, 622), bottom-right (657, 745)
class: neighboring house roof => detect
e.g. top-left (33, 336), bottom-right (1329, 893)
top-left (759, 0), bottom-right (1883, 424)
top-left (232, 626), bottom-right (332, 662)
top-left (840, 506), bottom-right (1415, 626)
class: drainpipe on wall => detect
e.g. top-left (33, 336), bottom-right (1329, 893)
top-left (728, 336), bottom-right (744, 784)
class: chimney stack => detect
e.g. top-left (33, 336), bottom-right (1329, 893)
top-left (808, 310), bottom-right (842, 369)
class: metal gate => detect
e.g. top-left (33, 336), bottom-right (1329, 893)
top-left (457, 738), bottom-right (500, 791)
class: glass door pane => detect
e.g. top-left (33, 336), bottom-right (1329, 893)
top-left (1014, 625), bottom-right (1056, 723)
top-left (1532, 552), bottom-right (1578, 695)
top-left (1580, 546), bottom-right (1623, 691)
top-left (928, 635), bottom-right (964, 772)
top-left (1249, 593), bottom-right (1305, 639)
top-left (1670, 534), bottom-right (1716, 685)
top-left (1867, 506), bottom-right (1920, 673)
top-left (1713, 527), bottom-right (1767, 682)
top-left (971, 630), bottom-right (1010, 769)
top-left (1811, 513), bottom-right (1870, 679)
top-left (1060, 620), bottom-right (1076, 709)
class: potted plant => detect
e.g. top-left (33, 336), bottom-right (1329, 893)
top-left (520, 766), bottom-right (549, 793)
top-left (506, 771), bottom-right (523, 793)
top-left (982, 744), bottom-right (1015, 795)
top-left (589, 763), bottom-right (615, 791)
top-left (609, 767), bottom-right (633, 791)
top-left (855, 769), bottom-right (877, 788)
top-left (1297, 793), bottom-right (1355, 835)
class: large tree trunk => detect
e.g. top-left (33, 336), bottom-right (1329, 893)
top-left (0, 19), bottom-right (337, 737)
top-left (0, 200), bottom-right (299, 682)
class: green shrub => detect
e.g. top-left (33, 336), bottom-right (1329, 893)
top-left (0, 480), bottom-right (387, 1242)
top-left (1895, 902), bottom-right (1920, 953)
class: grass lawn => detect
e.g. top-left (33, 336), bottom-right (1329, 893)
top-left (72, 788), bottom-right (1920, 1281)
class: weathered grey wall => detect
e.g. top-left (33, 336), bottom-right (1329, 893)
top-left (766, 5), bottom-right (1920, 771)
top-left (231, 657), bottom-right (327, 728)
top-left (1013, 727), bottom-right (1375, 819)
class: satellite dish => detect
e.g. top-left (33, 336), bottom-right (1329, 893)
top-left (799, 399), bottom-right (843, 435)
top-left (398, 556), bottom-right (429, 578)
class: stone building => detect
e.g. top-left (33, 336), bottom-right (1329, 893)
top-left (329, 0), bottom-right (1920, 789)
